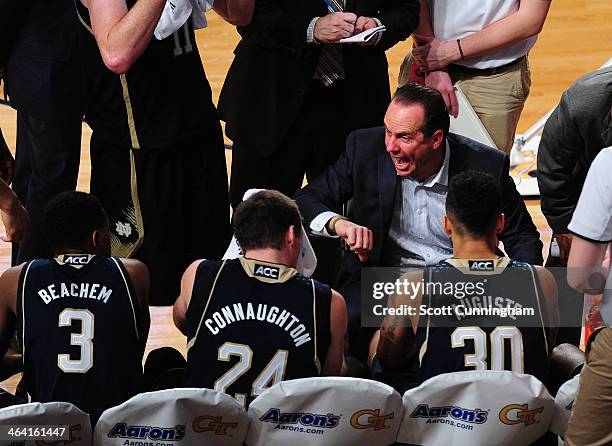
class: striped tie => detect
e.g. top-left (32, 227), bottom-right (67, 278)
top-left (314, 0), bottom-right (346, 86)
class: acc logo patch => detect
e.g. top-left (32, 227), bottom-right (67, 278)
top-left (254, 264), bottom-right (280, 279)
top-left (63, 255), bottom-right (89, 265)
top-left (350, 409), bottom-right (394, 430)
top-left (192, 415), bottom-right (238, 436)
top-left (499, 404), bottom-right (544, 426)
top-left (468, 260), bottom-right (494, 271)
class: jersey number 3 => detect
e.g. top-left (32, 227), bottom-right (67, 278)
top-left (214, 342), bottom-right (288, 407)
top-left (57, 309), bottom-right (94, 373)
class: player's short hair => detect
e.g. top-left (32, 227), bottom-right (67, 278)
top-left (44, 191), bottom-right (109, 253)
top-left (446, 171), bottom-right (502, 237)
top-left (392, 82), bottom-right (450, 139)
top-left (233, 190), bottom-right (302, 251)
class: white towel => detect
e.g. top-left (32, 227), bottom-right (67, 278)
top-left (154, 0), bottom-right (214, 40)
top-left (223, 189), bottom-right (318, 278)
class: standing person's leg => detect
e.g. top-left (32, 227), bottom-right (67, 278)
top-left (564, 328), bottom-right (612, 445)
top-left (229, 81), bottom-right (343, 211)
top-left (229, 144), bottom-right (305, 210)
top-left (450, 56), bottom-right (531, 153)
top-left (12, 111), bottom-right (81, 264)
top-left (134, 118), bottom-right (231, 306)
top-left (303, 81), bottom-right (350, 285)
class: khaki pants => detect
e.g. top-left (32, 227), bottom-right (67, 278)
top-left (398, 55), bottom-right (531, 154)
top-left (448, 56), bottom-right (531, 153)
top-left (565, 327), bottom-right (612, 445)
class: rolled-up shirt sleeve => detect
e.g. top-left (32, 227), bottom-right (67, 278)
top-left (568, 147), bottom-right (612, 243)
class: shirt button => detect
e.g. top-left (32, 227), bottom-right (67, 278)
top-left (416, 209), bottom-right (422, 215)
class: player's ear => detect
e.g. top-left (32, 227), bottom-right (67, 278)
top-left (496, 213), bottom-right (505, 235)
top-left (92, 229), bottom-right (111, 256)
top-left (286, 225), bottom-right (298, 247)
top-left (443, 215), bottom-right (452, 236)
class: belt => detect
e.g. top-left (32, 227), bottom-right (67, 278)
top-left (448, 56), bottom-right (523, 76)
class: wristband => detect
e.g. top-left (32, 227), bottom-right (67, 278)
top-left (456, 39), bottom-right (465, 60)
top-left (329, 216), bottom-right (348, 234)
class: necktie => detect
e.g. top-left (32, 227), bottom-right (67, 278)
top-left (314, 0), bottom-right (346, 86)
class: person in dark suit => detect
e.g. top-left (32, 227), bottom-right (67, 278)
top-left (4, 0), bottom-right (84, 264)
top-left (220, 0), bottom-right (420, 210)
top-left (295, 83), bottom-right (543, 363)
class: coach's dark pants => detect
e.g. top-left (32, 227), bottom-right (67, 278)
top-left (12, 111), bottom-right (81, 264)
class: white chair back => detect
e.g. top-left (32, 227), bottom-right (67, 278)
top-left (94, 388), bottom-right (249, 446)
top-left (550, 373), bottom-right (580, 437)
top-left (0, 401), bottom-right (91, 445)
top-left (246, 377), bottom-right (403, 446)
top-left (398, 371), bottom-right (554, 446)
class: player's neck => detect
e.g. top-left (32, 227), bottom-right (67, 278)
top-left (451, 238), bottom-right (498, 259)
top-left (243, 248), bottom-right (296, 269)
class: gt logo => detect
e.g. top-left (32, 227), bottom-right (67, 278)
top-left (350, 409), bottom-right (394, 430)
top-left (64, 255), bottom-right (89, 265)
top-left (468, 260), bottom-right (494, 271)
top-left (499, 404), bottom-right (544, 426)
top-left (254, 264), bottom-right (280, 279)
top-left (192, 416), bottom-right (238, 436)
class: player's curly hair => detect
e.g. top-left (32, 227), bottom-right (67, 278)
top-left (446, 171), bottom-right (502, 237)
top-left (44, 191), bottom-right (108, 253)
top-left (233, 190), bottom-right (302, 252)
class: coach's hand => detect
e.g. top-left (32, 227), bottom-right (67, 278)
top-left (332, 219), bottom-right (373, 263)
top-left (314, 12), bottom-right (357, 43)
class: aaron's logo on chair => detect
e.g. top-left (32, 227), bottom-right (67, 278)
top-left (192, 415), bottom-right (239, 436)
top-left (498, 404), bottom-right (544, 426)
top-left (350, 409), bottom-right (394, 431)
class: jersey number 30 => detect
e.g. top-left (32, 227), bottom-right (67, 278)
top-left (451, 326), bottom-right (524, 372)
top-left (214, 342), bottom-right (288, 407)
top-left (57, 309), bottom-right (94, 373)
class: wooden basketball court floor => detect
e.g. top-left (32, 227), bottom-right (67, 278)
top-left (0, 0), bottom-right (610, 391)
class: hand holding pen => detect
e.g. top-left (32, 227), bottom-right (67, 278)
top-left (314, 0), bottom-right (357, 43)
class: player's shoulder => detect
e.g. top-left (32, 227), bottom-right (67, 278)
top-left (508, 259), bottom-right (533, 269)
top-left (306, 276), bottom-right (332, 295)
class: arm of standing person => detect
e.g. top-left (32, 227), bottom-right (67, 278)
top-left (213, 0), bottom-right (254, 26)
top-left (566, 149), bottom-right (612, 292)
top-left (81, 0), bottom-right (167, 74)
top-left (412, 0), bottom-right (551, 72)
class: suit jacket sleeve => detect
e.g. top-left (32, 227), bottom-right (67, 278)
top-left (498, 155), bottom-right (544, 265)
top-left (237, 0), bottom-right (316, 51)
top-left (537, 90), bottom-right (584, 234)
top-left (294, 131), bottom-right (359, 228)
top-left (375, 0), bottom-right (420, 51)
top-left (0, 0), bottom-right (35, 68)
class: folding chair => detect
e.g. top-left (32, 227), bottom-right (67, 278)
top-left (94, 388), bottom-right (249, 446)
top-left (0, 401), bottom-right (91, 445)
top-left (246, 376), bottom-right (403, 446)
top-left (398, 370), bottom-right (554, 446)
